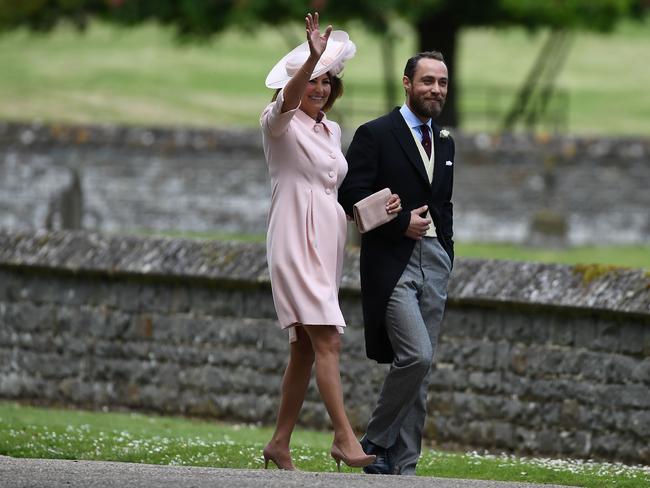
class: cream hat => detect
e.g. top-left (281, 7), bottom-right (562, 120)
top-left (265, 30), bottom-right (356, 89)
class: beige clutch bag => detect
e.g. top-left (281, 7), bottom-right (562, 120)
top-left (353, 188), bottom-right (397, 233)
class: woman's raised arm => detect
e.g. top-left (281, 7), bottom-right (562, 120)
top-left (280, 12), bottom-right (332, 113)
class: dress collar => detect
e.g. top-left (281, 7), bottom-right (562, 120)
top-left (296, 107), bottom-right (332, 135)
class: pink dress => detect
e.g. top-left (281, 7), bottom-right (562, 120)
top-left (260, 88), bottom-right (348, 342)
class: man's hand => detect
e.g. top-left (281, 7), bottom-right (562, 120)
top-left (405, 205), bottom-right (431, 240)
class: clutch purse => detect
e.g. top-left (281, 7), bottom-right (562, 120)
top-left (353, 188), bottom-right (397, 233)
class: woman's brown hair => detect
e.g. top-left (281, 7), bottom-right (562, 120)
top-left (271, 72), bottom-right (344, 113)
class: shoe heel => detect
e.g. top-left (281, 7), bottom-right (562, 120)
top-left (262, 445), bottom-right (296, 471)
top-left (331, 443), bottom-right (376, 470)
top-left (330, 447), bottom-right (342, 472)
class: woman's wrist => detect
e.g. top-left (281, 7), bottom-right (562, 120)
top-left (306, 52), bottom-right (321, 66)
top-left (301, 55), bottom-right (319, 77)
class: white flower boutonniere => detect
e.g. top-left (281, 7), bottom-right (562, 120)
top-left (440, 129), bottom-right (450, 138)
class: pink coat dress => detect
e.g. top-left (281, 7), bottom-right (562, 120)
top-left (260, 88), bottom-right (348, 342)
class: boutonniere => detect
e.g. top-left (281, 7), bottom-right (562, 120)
top-left (439, 129), bottom-right (450, 139)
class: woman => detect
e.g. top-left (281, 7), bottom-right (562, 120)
top-left (260, 13), bottom-right (400, 471)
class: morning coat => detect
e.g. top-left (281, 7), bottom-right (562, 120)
top-left (338, 107), bottom-right (455, 363)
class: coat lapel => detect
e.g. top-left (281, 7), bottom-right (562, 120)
top-left (389, 109), bottom-right (429, 186)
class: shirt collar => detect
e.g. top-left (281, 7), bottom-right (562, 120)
top-left (399, 104), bottom-right (432, 134)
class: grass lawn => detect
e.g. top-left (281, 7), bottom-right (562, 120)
top-left (1, 17), bottom-right (649, 135)
top-left (1, 402), bottom-right (648, 487)
top-left (454, 243), bottom-right (650, 270)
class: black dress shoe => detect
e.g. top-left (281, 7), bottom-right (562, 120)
top-left (360, 437), bottom-right (392, 475)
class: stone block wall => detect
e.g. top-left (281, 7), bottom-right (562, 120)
top-left (1, 121), bottom-right (649, 244)
top-left (431, 308), bottom-right (650, 461)
top-left (0, 230), bottom-right (649, 463)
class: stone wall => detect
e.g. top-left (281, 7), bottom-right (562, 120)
top-left (1, 121), bottom-right (649, 244)
top-left (0, 229), bottom-right (649, 464)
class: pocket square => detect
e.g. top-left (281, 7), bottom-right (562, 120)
top-left (445, 160), bottom-right (453, 166)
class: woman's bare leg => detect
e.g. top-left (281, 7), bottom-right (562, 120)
top-left (265, 326), bottom-right (314, 469)
top-left (303, 325), bottom-right (367, 458)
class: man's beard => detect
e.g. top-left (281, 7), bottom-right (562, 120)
top-left (410, 94), bottom-right (445, 119)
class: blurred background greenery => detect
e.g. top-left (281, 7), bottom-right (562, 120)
top-left (1, 0), bottom-right (649, 134)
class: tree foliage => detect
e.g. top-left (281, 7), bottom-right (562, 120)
top-left (0, 0), bottom-right (103, 32)
top-left (7, 0), bottom-right (638, 34)
top-left (1, 0), bottom-right (645, 42)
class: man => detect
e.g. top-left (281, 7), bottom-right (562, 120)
top-left (338, 51), bottom-right (454, 475)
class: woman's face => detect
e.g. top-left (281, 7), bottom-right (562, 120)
top-left (300, 73), bottom-right (331, 119)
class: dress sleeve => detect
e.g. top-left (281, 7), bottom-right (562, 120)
top-left (260, 88), bottom-right (300, 138)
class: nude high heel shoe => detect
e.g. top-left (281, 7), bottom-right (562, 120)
top-left (263, 445), bottom-right (296, 471)
top-left (330, 444), bottom-right (376, 472)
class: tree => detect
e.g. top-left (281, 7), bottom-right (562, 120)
top-left (1, 0), bottom-right (647, 127)
top-left (395, 0), bottom-right (647, 127)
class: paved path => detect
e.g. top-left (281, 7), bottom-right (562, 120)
top-left (0, 456), bottom-right (575, 488)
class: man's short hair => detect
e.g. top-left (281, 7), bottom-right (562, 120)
top-left (404, 51), bottom-right (445, 80)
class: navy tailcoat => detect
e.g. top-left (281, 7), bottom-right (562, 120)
top-left (338, 108), bottom-right (455, 363)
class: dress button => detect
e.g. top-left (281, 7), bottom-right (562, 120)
top-left (325, 188), bottom-right (331, 195)
top-left (314, 126), bottom-right (320, 133)
top-left (328, 171), bottom-right (335, 178)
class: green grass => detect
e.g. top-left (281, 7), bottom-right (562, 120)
top-left (1, 402), bottom-right (649, 487)
top-left (1, 17), bottom-right (649, 135)
top-left (454, 243), bottom-right (650, 270)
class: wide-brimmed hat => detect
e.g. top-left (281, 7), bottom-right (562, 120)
top-left (265, 30), bottom-right (356, 89)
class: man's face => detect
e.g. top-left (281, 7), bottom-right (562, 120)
top-left (403, 58), bottom-right (448, 120)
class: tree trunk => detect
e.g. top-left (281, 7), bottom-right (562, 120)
top-left (381, 30), bottom-right (398, 112)
top-left (416, 15), bottom-right (459, 128)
